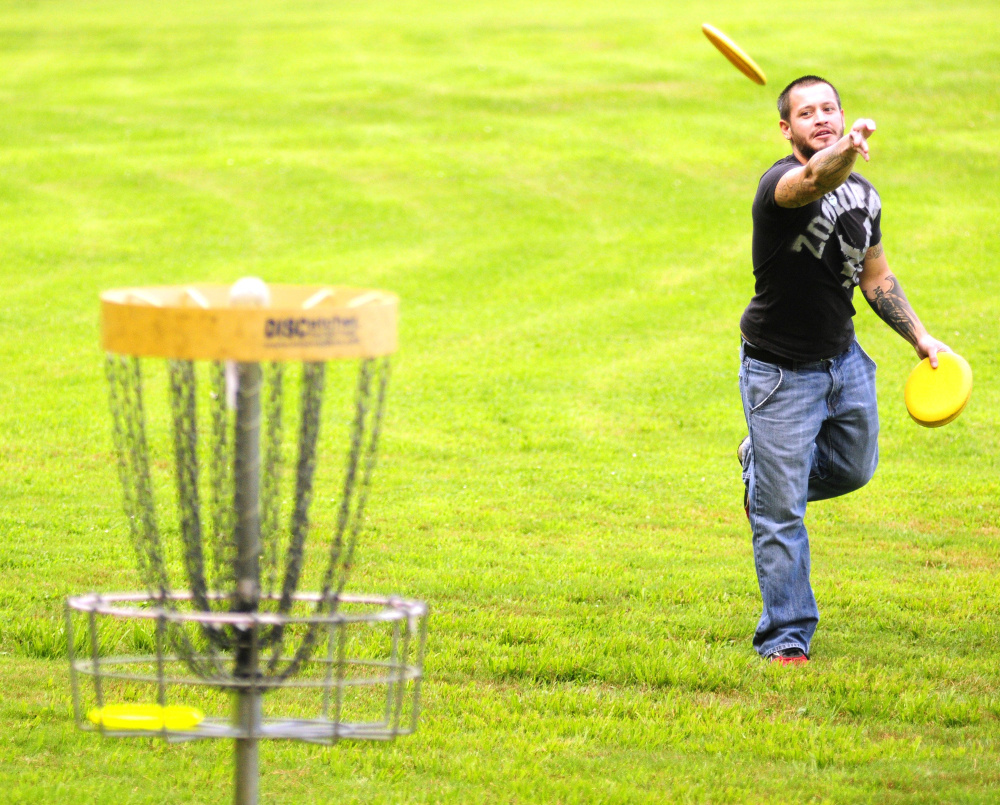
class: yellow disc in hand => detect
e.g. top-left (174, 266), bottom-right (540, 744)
top-left (904, 352), bottom-right (972, 428)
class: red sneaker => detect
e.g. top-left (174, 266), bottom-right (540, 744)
top-left (769, 648), bottom-right (809, 665)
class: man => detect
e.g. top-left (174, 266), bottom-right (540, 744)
top-left (738, 76), bottom-right (948, 664)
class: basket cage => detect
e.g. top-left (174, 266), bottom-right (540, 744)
top-left (70, 281), bottom-right (428, 744)
top-left (67, 591), bottom-right (427, 744)
top-left (68, 284), bottom-right (426, 805)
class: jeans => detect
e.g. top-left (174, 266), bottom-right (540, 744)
top-left (739, 340), bottom-right (879, 658)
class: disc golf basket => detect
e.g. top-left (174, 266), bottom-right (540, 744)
top-left (66, 280), bottom-right (427, 805)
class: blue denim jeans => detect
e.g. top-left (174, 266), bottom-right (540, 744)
top-left (739, 340), bottom-right (879, 658)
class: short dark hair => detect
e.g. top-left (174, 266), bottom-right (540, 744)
top-left (778, 75), bottom-right (841, 121)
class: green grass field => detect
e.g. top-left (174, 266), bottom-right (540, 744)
top-left (2, 0), bottom-right (999, 802)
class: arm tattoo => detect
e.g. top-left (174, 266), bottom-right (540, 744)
top-left (863, 273), bottom-right (919, 345)
top-left (815, 148), bottom-right (855, 178)
top-left (866, 242), bottom-right (884, 260)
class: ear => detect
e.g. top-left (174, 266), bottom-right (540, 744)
top-left (779, 120), bottom-right (792, 141)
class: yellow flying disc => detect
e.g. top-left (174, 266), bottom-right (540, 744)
top-left (87, 703), bottom-right (205, 731)
top-left (702, 23), bottom-right (767, 85)
top-left (904, 352), bottom-right (972, 428)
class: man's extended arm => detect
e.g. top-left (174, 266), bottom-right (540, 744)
top-left (859, 243), bottom-right (949, 366)
top-left (775, 119), bottom-right (877, 208)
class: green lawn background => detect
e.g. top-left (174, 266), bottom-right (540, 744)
top-left (1, 0), bottom-right (998, 802)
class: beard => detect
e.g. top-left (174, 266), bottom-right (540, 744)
top-left (790, 123), bottom-right (844, 160)
top-left (794, 137), bottom-right (819, 160)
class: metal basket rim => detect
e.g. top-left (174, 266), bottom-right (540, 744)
top-left (67, 590), bottom-right (428, 627)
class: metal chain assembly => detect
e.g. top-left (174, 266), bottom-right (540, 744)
top-left (104, 353), bottom-right (391, 682)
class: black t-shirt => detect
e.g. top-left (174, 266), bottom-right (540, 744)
top-left (740, 154), bottom-right (882, 361)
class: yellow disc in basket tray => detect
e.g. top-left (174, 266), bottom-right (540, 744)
top-left (904, 352), bottom-right (972, 428)
top-left (87, 703), bottom-right (204, 731)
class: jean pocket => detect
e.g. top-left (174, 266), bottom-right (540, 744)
top-left (854, 340), bottom-right (878, 372)
top-left (744, 359), bottom-right (783, 413)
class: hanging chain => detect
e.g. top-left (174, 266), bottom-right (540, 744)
top-left (260, 363), bottom-right (286, 602)
top-left (333, 356), bottom-right (391, 602)
top-left (106, 355), bottom-right (169, 600)
top-left (277, 362), bottom-right (325, 613)
top-left (208, 363), bottom-right (237, 603)
top-left (106, 353), bottom-right (389, 683)
top-left (168, 360), bottom-right (210, 613)
top-left (106, 356), bottom-right (225, 678)
top-left (324, 357), bottom-right (390, 604)
top-left (269, 356), bottom-right (390, 680)
top-left (259, 362), bottom-right (325, 660)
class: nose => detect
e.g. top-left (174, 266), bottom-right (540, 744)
top-left (813, 112), bottom-right (834, 132)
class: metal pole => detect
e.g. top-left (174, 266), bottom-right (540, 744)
top-left (233, 360), bottom-right (262, 805)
